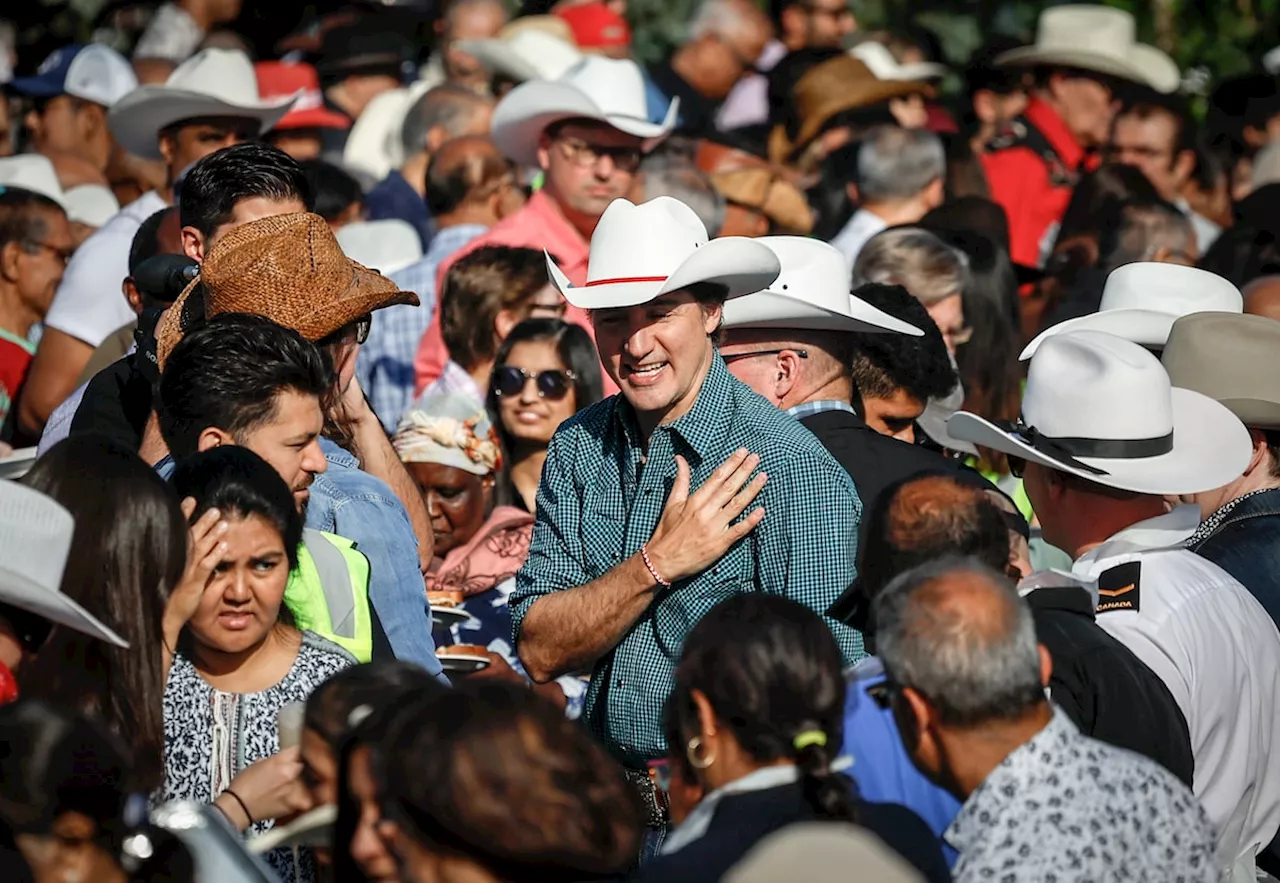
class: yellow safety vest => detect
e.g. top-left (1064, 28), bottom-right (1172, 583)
top-left (284, 529), bottom-right (374, 662)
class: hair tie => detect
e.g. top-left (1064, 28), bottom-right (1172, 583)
top-left (793, 730), bottom-right (827, 751)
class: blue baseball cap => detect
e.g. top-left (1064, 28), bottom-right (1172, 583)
top-left (9, 44), bottom-right (138, 108)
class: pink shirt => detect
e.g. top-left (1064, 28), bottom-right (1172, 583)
top-left (413, 190), bottom-right (619, 396)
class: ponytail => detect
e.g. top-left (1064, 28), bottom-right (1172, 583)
top-left (793, 728), bottom-right (858, 823)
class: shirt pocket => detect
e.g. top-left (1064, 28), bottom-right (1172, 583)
top-left (579, 508), bottom-right (627, 580)
top-left (649, 539), bottom-right (755, 659)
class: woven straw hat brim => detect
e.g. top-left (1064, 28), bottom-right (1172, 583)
top-left (768, 78), bottom-right (932, 163)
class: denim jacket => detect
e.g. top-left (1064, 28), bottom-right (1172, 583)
top-left (1188, 487), bottom-right (1280, 629)
top-left (310, 438), bottom-right (445, 680)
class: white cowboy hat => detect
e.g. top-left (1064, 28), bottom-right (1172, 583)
top-left (491, 56), bottom-right (678, 168)
top-left (547, 196), bottom-right (780, 310)
top-left (1020, 262), bottom-right (1242, 359)
top-left (336, 219), bottom-right (424, 276)
top-left (848, 42), bottom-right (947, 83)
top-left (0, 481), bottom-right (128, 648)
top-left (456, 30), bottom-right (584, 86)
top-left (64, 184), bottom-right (120, 228)
top-left (109, 49), bottom-right (297, 161)
top-left (342, 80), bottom-right (432, 183)
top-left (995, 6), bottom-right (1181, 94)
top-left (722, 236), bottom-right (922, 335)
top-left (948, 330), bottom-right (1252, 495)
top-left (0, 154), bottom-right (67, 208)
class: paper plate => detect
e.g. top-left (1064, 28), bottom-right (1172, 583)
top-left (436, 653), bottom-right (490, 674)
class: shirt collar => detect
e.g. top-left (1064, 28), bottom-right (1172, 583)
top-left (524, 189), bottom-right (590, 270)
top-left (1024, 96), bottom-right (1087, 172)
top-left (946, 709), bottom-right (1075, 853)
top-left (425, 223), bottom-right (487, 259)
top-left (1077, 504), bottom-right (1200, 568)
top-left (661, 765), bottom-right (801, 856)
top-left (614, 350), bottom-right (734, 460)
top-left (786, 399), bottom-right (860, 420)
top-left (319, 435), bottom-right (358, 468)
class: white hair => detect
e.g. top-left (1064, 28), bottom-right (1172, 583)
top-left (689, 0), bottom-right (757, 41)
top-left (853, 227), bottom-right (970, 306)
top-left (857, 126), bottom-right (946, 204)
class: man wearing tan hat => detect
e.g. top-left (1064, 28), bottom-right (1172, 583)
top-left (981, 6), bottom-right (1181, 270)
top-left (17, 48), bottom-right (295, 440)
top-left (152, 212), bottom-right (446, 677)
top-left (1164, 313), bottom-right (1280, 629)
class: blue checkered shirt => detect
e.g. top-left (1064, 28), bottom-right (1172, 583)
top-left (357, 223), bottom-right (487, 432)
top-left (785, 399), bottom-right (860, 421)
top-left (511, 354), bottom-right (864, 766)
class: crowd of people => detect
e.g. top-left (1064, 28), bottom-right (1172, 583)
top-left (2, 0), bottom-right (1280, 880)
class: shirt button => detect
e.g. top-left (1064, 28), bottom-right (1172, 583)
top-left (617, 678), bottom-right (625, 687)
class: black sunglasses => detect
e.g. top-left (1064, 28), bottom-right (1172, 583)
top-left (1008, 455), bottom-right (1027, 479)
top-left (0, 603), bottom-right (53, 656)
top-left (493, 365), bottom-right (576, 400)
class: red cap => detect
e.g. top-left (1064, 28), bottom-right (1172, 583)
top-left (255, 61), bottom-right (352, 131)
top-left (554, 3), bottom-right (631, 50)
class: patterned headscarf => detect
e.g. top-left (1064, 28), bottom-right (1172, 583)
top-left (392, 392), bottom-right (503, 475)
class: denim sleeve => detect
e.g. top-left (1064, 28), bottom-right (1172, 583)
top-left (329, 487), bottom-right (447, 682)
top-left (510, 430), bottom-right (589, 644)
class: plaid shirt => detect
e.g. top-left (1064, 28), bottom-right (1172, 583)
top-left (511, 354), bottom-right (864, 765)
top-left (357, 223), bottom-right (487, 432)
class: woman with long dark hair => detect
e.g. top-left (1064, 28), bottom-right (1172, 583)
top-left (369, 682), bottom-right (642, 883)
top-left (640, 593), bottom-right (949, 883)
top-left (484, 318), bottom-right (602, 513)
top-left (20, 436), bottom-right (187, 793)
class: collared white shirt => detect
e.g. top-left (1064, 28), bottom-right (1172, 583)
top-left (1175, 196), bottom-right (1222, 254)
top-left (830, 209), bottom-right (888, 269)
top-left (1072, 506), bottom-right (1280, 872)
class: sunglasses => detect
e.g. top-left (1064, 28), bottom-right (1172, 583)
top-left (1008, 455), bottom-right (1027, 479)
top-left (0, 604), bottom-right (53, 656)
top-left (492, 365), bottom-right (576, 400)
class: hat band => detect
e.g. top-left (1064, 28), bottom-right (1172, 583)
top-left (584, 275), bottom-right (668, 287)
top-left (1002, 418), bottom-right (1174, 475)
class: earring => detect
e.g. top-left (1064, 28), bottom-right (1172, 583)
top-left (686, 736), bottom-right (716, 770)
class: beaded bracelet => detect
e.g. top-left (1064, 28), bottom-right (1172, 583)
top-left (640, 544), bottom-right (671, 588)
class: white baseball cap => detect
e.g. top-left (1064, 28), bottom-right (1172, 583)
top-left (8, 44), bottom-right (139, 108)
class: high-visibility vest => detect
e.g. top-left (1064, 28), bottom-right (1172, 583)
top-left (284, 529), bottom-right (374, 662)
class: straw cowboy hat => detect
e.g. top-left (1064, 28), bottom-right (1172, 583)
top-left (156, 212), bottom-right (418, 366)
top-left (1162, 312), bottom-right (1280, 430)
top-left (722, 237), bottom-right (922, 335)
top-left (490, 56), bottom-right (677, 168)
top-left (1020, 262), bottom-right (1242, 359)
top-left (546, 196), bottom-right (780, 310)
top-left (693, 139), bottom-right (814, 235)
top-left (995, 6), bottom-right (1181, 94)
top-left (456, 28), bottom-right (584, 85)
top-left (109, 49), bottom-right (297, 160)
top-left (948, 330), bottom-right (1252, 495)
top-left (768, 54), bottom-right (933, 164)
top-left (0, 481), bottom-right (128, 648)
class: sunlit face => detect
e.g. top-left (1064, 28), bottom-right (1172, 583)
top-left (184, 195), bottom-right (308, 262)
top-left (24, 96), bottom-right (98, 161)
top-left (267, 129), bottom-right (324, 162)
top-left (407, 462), bottom-right (493, 556)
top-left (235, 389), bottom-right (328, 512)
top-left (801, 0), bottom-right (856, 47)
top-left (925, 294), bottom-right (967, 355)
top-left (889, 94), bottom-right (929, 129)
top-left (1110, 110), bottom-right (1185, 202)
top-left (496, 340), bottom-right (578, 448)
top-left (698, 24), bottom-right (771, 100)
top-left (16, 811), bottom-right (124, 883)
top-left (442, 0), bottom-right (508, 90)
top-left (1055, 75), bottom-right (1118, 148)
top-left (300, 727), bottom-right (340, 811)
top-left (538, 121), bottom-right (643, 225)
top-left (159, 116), bottom-right (259, 181)
top-left (348, 747), bottom-right (398, 883)
top-left (187, 513), bottom-right (289, 655)
top-left (14, 208), bottom-right (74, 317)
top-left (591, 292), bottom-right (720, 428)
top-left (861, 387), bottom-right (924, 443)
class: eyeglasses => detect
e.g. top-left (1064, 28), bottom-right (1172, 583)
top-left (721, 348), bottom-right (809, 364)
top-left (865, 678), bottom-right (904, 710)
top-left (493, 365), bottom-right (577, 400)
top-left (942, 326), bottom-right (974, 348)
top-left (554, 136), bottom-right (643, 174)
top-left (1008, 455), bottom-right (1027, 479)
top-left (25, 240), bottom-right (74, 266)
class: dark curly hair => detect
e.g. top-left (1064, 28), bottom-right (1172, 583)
top-left (848, 283), bottom-right (957, 409)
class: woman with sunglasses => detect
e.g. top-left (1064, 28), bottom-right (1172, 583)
top-left (638, 593), bottom-right (949, 883)
top-left (485, 318), bottom-right (602, 513)
top-left (392, 391), bottom-right (586, 713)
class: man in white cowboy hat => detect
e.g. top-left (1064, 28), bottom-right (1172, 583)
top-left (0, 480), bottom-right (127, 703)
top-left (510, 197), bottom-right (863, 823)
top-left (719, 236), bottom-right (988, 510)
top-left (414, 54), bottom-right (679, 394)
top-left (981, 5), bottom-right (1181, 269)
top-left (947, 330), bottom-right (1280, 875)
top-left (1164, 313), bottom-right (1280, 625)
top-left (1021, 261), bottom-right (1243, 359)
top-left (16, 48), bottom-right (295, 441)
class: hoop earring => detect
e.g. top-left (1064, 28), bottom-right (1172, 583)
top-left (686, 736), bottom-right (716, 770)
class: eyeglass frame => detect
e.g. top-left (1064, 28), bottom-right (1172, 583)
top-left (720, 348), bottom-right (810, 364)
top-left (23, 239), bottom-right (75, 266)
top-left (492, 365), bottom-right (578, 400)
top-left (551, 134), bottom-right (644, 175)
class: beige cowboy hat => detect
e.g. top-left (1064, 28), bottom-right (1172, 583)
top-left (1162, 312), bottom-right (1280, 431)
top-left (546, 196), bottom-right (780, 310)
top-left (490, 56), bottom-right (677, 168)
top-left (109, 49), bottom-right (297, 160)
top-left (995, 6), bottom-right (1181, 93)
top-left (949, 330), bottom-right (1252, 495)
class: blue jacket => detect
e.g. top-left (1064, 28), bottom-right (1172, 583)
top-left (1189, 488), bottom-right (1280, 629)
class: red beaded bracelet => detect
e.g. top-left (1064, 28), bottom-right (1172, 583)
top-left (640, 544), bottom-right (671, 588)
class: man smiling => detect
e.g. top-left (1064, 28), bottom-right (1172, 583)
top-left (511, 196), bottom-right (862, 833)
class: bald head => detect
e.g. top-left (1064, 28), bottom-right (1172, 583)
top-left (874, 557), bottom-right (1045, 727)
top-left (425, 135), bottom-right (517, 220)
top-left (681, 0), bottom-right (774, 100)
top-left (1243, 275), bottom-right (1280, 322)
